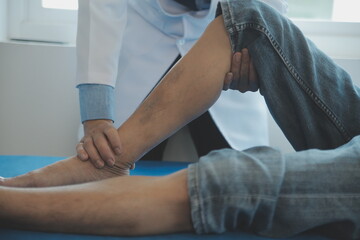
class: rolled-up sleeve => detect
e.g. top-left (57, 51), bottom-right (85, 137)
top-left (78, 84), bottom-right (115, 122)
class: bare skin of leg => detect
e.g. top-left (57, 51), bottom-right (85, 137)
top-left (0, 157), bottom-right (128, 187)
top-left (0, 169), bottom-right (192, 236)
top-left (0, 16), bottom-right (232, 187)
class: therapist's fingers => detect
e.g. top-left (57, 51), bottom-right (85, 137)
top-left (237, 48), bottom-right (250, 93)
top-left (248, 58), bottom-right (259, 92)
top-left (229, 52), bottom-right (242, 90)
top-left (223, 72), bottom-right (233, 90)
top-left (81, 119), bottom-right (121, 168)
top-left (83, 137), bottom-right (104, 169)
top-left (226, 49), bottom-right (258, 93)
top-left (93, 134), bottom-right (116, 167)
top-left (104, 127), bottom-right (122, 156)
top-left (76, 140), bottom-right (89, 161)
top-left (223, 52), bottom-right (241, 90)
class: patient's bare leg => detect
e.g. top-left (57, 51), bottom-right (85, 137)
top-left (0, 156), bottom-right (127, 187)
top-left (115, 16), bottom-right (232, 164)
top-left (0, 169), bottom-right (192, 236)
top-left (0, 16), bottom-right (232, 187)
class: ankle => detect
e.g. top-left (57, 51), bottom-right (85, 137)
top-left (3, 171), bottom-right (38, 188)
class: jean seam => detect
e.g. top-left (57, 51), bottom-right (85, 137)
top-left (201, 195), bottom-right (277, 202)
top-left (278, 194), bottom-right (360, 198)
top-left (199, 193), bottom-right (360, 204)
top-left (229, 22), bottom-right (352, 143)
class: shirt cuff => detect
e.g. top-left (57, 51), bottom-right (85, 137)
top-left (78, 84), bottom-right (115, 123)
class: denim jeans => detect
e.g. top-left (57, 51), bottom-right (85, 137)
top-left (187, 0), bottom-right (360, 239)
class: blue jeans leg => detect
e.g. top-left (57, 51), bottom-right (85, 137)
top-left (188, 0), bottom-right (360, 238)
top-left (221, 0), bottom-right (360, 151)
top-left (188, 139), bottom-right (360, 238)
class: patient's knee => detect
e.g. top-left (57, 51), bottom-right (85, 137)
top-left (194, 147), bottom-right (285, 197)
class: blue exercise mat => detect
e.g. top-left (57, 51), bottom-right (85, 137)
top-left (0, 156), bottom-right (330, 240)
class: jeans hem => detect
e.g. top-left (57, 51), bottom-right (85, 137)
top-left (187, 162), bottom-right (206, 234)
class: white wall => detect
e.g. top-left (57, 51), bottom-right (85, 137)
top-left (0, 0), bottom-right (7, 41)
top-left (0, 41), bottom-right (359, 157)
top-left (0, 42), bottom-right (79, 156)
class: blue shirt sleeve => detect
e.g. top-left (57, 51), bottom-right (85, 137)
top-left (77, 84), bottom-right (115, 123)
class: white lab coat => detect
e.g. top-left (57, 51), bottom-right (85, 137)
top-left (76, 0), bottom-right (288, 151)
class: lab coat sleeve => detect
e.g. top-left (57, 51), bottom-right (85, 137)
top-left (76, 0), bottom-right (128, 122)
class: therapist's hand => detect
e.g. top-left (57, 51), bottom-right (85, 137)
top-left (76, 119), bottom-right (122, 168)
top-left (223, 48), bottom-right (260, 93)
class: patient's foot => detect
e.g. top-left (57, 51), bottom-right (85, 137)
top-left (0, 156), bottom-right (130, 188)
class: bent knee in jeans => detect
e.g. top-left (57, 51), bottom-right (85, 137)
top-left (187, 146), bottom-right (286, 234)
